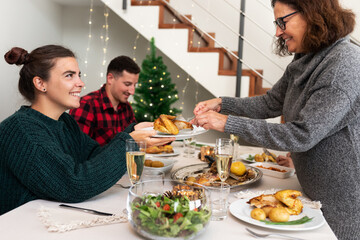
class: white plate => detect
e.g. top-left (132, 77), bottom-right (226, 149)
top-left (146, 149), bottom-right (180, 157)
top-left (142, 126), bottom-right (207, 140)
top-left (252, 162), bottom-right (295, 179)
top-left (144, 157), bottom-right (177, 174)
top-left (229, 199), bottom-right (325, 231)
top-left (239, 153), bottom-right (257, 163)
top-left (239, 153), bottom-right (278, 165)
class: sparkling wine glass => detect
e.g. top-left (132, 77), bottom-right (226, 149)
top-left (215, 138), bottom-right (234, 182)
top-left (126, 139), bottom-right (146, 185)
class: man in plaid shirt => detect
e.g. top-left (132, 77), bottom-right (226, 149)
top-left (70, 56), bottom-right (141, 146)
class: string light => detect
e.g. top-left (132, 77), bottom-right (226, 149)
top-left (82, 0), bottom-right (94, 90)
top-left (132, 33), bottom-right (140, 62)
top-left (100, 6), bottom-right (110, 79)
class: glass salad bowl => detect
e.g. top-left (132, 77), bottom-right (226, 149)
top-left (127, 179), bottom-right (211, 240)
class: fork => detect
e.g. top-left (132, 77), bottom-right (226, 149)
top-left (245, 228), bottom-right (306, 240)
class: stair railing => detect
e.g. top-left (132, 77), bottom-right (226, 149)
top-left (192, 0), bottom-right (285, 72)
top-left (161, 0), bottom-right (275, 88)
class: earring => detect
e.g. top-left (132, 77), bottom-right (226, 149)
top-left (43, 88), bottom-right (46, 92)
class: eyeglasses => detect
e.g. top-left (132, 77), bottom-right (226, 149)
top-left (273, 11), bottom-right (298, 30)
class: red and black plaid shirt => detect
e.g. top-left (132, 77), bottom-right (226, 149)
top-left (69, 85), bottom-right (136, 146)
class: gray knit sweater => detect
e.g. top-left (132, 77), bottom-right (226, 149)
top-left (222, 37), bottom-right (360, 240)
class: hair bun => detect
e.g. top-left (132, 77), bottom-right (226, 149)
top-left (4, 47), bottom-right (28, 65)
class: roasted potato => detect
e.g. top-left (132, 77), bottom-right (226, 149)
top-left (251, 208), bottom-right (266, 221)
top-left (254, 154), bottom-right (264, 162)
top-left (261, 206), bottom-right (274, 217)
top-left (269, 207), bottom-right (290, 222)
top-left (151, 161), bottom-right (165, 168)
top-left (144, 159), bottom-right (153, 167)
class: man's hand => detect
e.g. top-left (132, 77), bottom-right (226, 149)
top-left (129, 129), bottom-right (175, 148)
top-left (134, 122), bottom-right (154, 130)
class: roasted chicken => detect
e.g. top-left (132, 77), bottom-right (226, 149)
top-left (154, 115), bottom-right (193, 135)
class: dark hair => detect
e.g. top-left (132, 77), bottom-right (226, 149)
top-left (271, 0), bottom-right (355, 56)
top-left (4, 45), bottom-right (75, 102)
top-left (106, 55), bottom-right (140, 77)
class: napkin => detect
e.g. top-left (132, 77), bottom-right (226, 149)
top-left (37, 206), bottom-right (127, 233)
top-left (234, 188), bottom-right (322, 209)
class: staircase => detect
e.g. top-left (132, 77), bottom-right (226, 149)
top-left (102, 0), bottom-right (270, 97)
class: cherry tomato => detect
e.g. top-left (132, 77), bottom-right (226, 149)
top-left (163, 204), bottom-right (170, 211)
top-left (173, 213), bottom-right (183, 222)
top-left (155, 202), bottom-right (160, 208)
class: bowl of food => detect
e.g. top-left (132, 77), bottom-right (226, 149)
top-left (127, 179), bottom-right (211, 240)
top-left (144, 157), bottom-right (177, 174)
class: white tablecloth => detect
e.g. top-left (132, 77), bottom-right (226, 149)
top-left (0, 143), bottom-right (337, 240)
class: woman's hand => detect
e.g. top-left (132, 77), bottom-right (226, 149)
top-left (129, 130), bottom-right (175, 148)
top-left (134, 121), bottom-right (154, 130)
top-left (190, 110), bottom-right (228, 132)
top-left (276, 153), bottom-right (294, 168)
top-left (193, 98), bottom-right (222, 116)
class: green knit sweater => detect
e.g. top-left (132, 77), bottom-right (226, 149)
top-left (0, 106), bottom-right (133, 215)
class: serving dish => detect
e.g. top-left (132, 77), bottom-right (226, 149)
top-left (170, 163), bottom-right (262, 191)
top-left (252, 162), bottom-right (295, 179)
top-left (146, 149), bottom-right (180, 157)
top-left (127, 179), bottom-right (211, 239)
top-left (229, 199), bottom-right (325, 231)
top-left (239, 153), bottom-right (279, 164)
top-left (142, 126), bottom-right (207, 140)
top-left (144, 157), bottom-right (177, 174)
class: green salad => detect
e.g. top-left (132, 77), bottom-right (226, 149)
top-left (130, 194), bottom-right (211, 238)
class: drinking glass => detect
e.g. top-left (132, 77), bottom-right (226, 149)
top-left (126, 139), bottom-right (146, 185)
top-left (215, 138), bottom-right (234, 182)
top-left (207, 182), bottom-right (231, 221)
top-left (142, 170), bottom-right (165, 182)
top-left (183, 137), bottom-right (196, 158)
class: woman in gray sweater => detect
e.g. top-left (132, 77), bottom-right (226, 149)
top-left (191, 0), bottom-right (360, 239)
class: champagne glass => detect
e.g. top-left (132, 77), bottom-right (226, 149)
top-left (215, 138), bottom-right (234, 182)
top-left (126, 139), bottom-right (146, 185)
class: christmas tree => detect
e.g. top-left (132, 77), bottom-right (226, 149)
top-left (132, 37), bottom-right (181, 122)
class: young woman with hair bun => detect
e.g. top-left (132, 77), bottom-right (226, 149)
top-left (0, 45), bottom-right (174, 215)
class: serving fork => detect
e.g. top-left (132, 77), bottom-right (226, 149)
top-left (245, 228), bottom-right (306, 240)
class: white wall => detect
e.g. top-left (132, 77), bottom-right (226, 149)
top-left (0, 0), bottom-right (63, 121)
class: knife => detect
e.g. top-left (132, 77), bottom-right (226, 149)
top-left (59, 204), bottom-right (114, 216)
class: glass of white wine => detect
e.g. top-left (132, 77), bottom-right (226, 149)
top-left (126, 139), bottom-right (146, 185)
top-left (215, 138), bottom-right (234, 182)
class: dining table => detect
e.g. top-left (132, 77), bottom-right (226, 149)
top-left (0, 141), bottom-right (338, 240)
